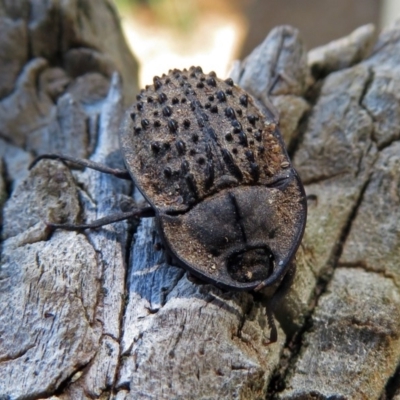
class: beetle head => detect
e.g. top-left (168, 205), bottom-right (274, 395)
top-left (158, 174), bottom-right (306, 291)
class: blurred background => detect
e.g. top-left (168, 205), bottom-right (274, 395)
top-left (114, 0), bottom-right (400, 86)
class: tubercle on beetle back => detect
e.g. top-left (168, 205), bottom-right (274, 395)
top-left (125, 66), bottom-right (290, 212)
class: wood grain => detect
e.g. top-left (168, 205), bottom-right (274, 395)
top-left (1, 2), bottom-right (399, 399)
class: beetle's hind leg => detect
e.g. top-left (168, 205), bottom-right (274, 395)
top-left (47, 207), bottom-right (155, 231)
top-left (262, 262), bottom-right (297, 344)
top-left (30, 154), bottom-right (154, 231)
top-left (29, 153), bottom-right (132, 180)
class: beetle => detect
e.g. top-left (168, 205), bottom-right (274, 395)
top-left (31, 66), bottom-right (307, 343)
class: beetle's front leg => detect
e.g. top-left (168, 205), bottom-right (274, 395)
top-left (262, 262), bottom-right (297, 344)
top-left (47, 207), bottom-right (155, 231)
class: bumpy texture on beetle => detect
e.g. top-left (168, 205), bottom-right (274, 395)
top-left (120, 66), bottom-right (306, 291)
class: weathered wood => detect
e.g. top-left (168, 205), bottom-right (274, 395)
top-left (308, 23), bottom-right (376, 77)
top-left (279, 24), bottom-right (400, 399)
top-left (1, 2), bottom-right (400, 399)
top-left (1, 1), bottom-right (135, 399)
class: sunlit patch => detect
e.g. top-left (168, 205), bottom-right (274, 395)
top-left (119, 3), bottom-right (246, 87)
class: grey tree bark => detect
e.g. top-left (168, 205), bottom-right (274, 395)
top-left (1, 2), bottom-right (400, 399)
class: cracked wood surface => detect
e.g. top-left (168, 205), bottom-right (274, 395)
top-left (0, 2), bottom-right (400, 399)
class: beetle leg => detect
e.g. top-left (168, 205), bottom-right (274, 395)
top-left (47, 207), bottom-right (155, 231)
top-left (29, 153), bottom-right (132, 180)
top-left (264, 307), bottom-right (278, 345)
top-left (262, 262), bottom-right (297, 344)
top-left (186, 272), bottom-right (209, 285)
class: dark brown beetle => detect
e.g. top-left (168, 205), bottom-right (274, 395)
top-left (31, 66), bottom-right (307, 343)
